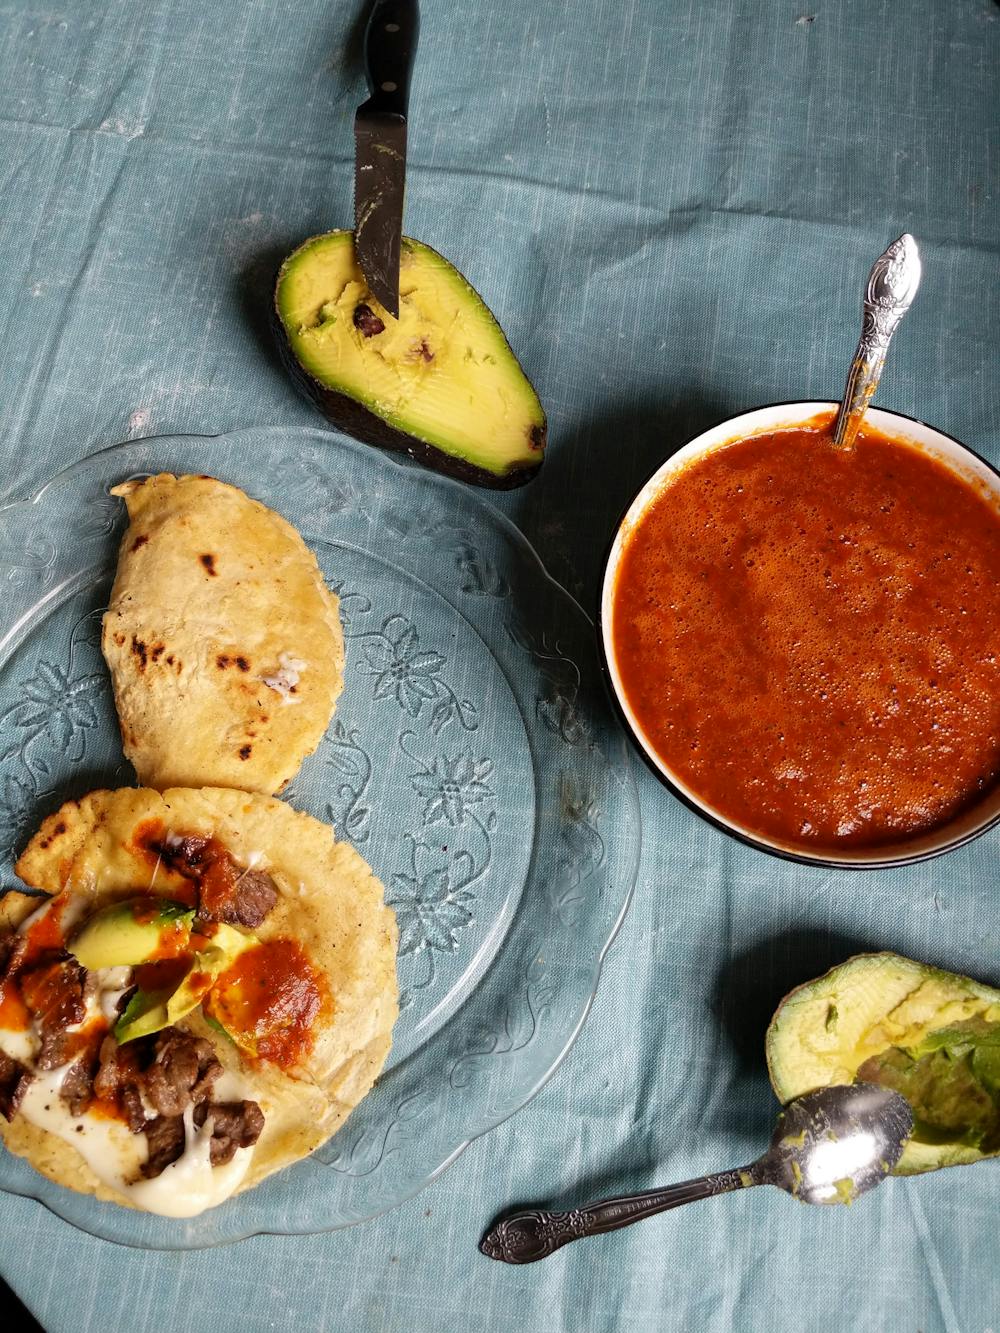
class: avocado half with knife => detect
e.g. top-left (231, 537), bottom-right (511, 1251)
top-left (273, 0), bottom-right (546, 489)
top-left (274, 232), bottom-right (546, 488)
top-left (767, 952), bottom-right (1000, 1175)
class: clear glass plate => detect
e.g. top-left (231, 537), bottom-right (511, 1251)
top-left (0, 426), bottom-right (640, 1248)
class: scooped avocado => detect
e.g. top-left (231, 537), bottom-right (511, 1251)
top-left (767, 952), bottom-right (1000, 1174)
top-left (114, 923), bottom-right (256, 1044)
top-left (273, 231), bottom-right (546, 489)
top-left (69, 897), bottom-right (193, 970)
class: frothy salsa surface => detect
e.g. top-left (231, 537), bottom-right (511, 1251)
top-left (611, 425), bottom-right (1000, 850)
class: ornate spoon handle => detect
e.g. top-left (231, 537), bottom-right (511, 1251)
top-left (479, 1166), bottom-right (756, 1264)
top-left (831, 233), bottom-right (921, 451)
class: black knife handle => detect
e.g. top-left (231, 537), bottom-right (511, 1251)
top-left (362, 0), bottom-right (419, 118)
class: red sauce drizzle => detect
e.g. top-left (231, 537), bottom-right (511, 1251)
top-left (148, 924), bottom-right (193, 962)
top-left (197, 855), bottom-right (245, 922)
top-left (132, 821), bottom-right (248, 918)
top-left (21, 896), bottom-right (67, 962)
top-left (0, 896), bottom-right (69, 1032)
top-left (131, 899), bottom-right (166, 925)
top-left (57, 1015), bottom-right (107, 1069)
top-left (0, 978), bottom-right (30, 1031)
top-left (205, 939), bottom-right (325, 1069)
top-left (131, 819), bottom-right (197, 906)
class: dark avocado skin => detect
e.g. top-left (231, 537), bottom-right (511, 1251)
top-left (270, 298), bottom-right (546, 491)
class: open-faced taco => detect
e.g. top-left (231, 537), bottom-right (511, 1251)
top-left (0, 787), bottom-right (397, 1216)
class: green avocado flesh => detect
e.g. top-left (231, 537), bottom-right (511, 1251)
top-left (69, 898), bottom-right (193, 970)
top-left (274, 231), bottom-right (546, 487)
top-left (114, 923), bottom-right (256, 1044)
top-left (857, 1019), bottom-right (1000, 1152)
top-left (767, 952), bottom-right (1000, 1174)
top-left (115, 986), bottom-right (179, 1044)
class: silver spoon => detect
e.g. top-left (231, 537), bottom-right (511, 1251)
top-left (479, 1083), bottom-right (913, 1264)
top-left (831, 232), bottom-right (921, 450)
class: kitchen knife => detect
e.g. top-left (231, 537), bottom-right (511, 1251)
top-left (354, 0), bottom-right (420, 319)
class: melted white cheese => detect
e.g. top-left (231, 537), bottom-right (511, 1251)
top-left (18, 899), bottom-right (54, 935)
top-left (15, 1063), bottom-right (257, 1217)
top-left (20, 1064), bottom-right (148, 1182)
top-left (53, 965), bottom-right (131, 1033)
top-left (127, 1102), bottom-right (253, 1218)
top-left (55, 893), bottom-right (91, 935)
top-left (18, 891), bottom-right (89, 940)
top-left (261, 652), bottom-right (307, 704)
top-left (95, 966), bottom-right (133, 1024)
top-left (12, 891), bottom-right (87, 948)
top-left (0, 1024), bottom-right (37, 1063)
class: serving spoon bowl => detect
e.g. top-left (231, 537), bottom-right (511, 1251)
top-left (831, 233), bottom-right (921, 450)
top-left (480, 1083), bottom-right (914, 1264)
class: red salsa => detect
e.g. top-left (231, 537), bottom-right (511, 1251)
top-left (205, 939), bottom-right (325, 1069)
top-left (0, 894), bottom-right (70, 1031)
top-left (611, 425), bottom-right (1000, 850)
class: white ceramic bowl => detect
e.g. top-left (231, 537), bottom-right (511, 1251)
top-left (599, 401), bottom-right (1000, 868)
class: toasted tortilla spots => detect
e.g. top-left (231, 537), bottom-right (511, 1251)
top-left (101, 474), bottom-right (345, 794)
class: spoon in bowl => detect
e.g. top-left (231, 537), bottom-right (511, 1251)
top-left (479, 1083), bottom-right (913, 1264)
top-left (831, 232), bottom-right (921, 450)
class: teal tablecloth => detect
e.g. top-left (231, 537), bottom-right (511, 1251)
top-left (1, 1), bottom-right (998, 1328)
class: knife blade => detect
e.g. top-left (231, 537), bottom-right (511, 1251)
top-left (354, 0), bottom-right (420, 319)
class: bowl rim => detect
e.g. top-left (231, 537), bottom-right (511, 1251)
top-left (597, 399), bottom-right (1000, 870)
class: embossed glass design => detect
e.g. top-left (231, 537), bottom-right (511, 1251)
top-left (0, 427), bottom-right (640, 1248)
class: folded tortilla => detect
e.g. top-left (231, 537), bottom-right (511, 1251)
top-left (102, 474), bottom-right (345, 794)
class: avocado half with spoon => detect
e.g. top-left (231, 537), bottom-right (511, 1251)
top-left (767, 952), bottom-right (1000, 1175)
top-left (273, 230), bottom-right (547, 488)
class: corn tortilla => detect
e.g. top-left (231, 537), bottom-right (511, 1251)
top-left (2, 787), bottom-right (397, 1209)
top-left (101, 474), bottom-right (345, 795)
